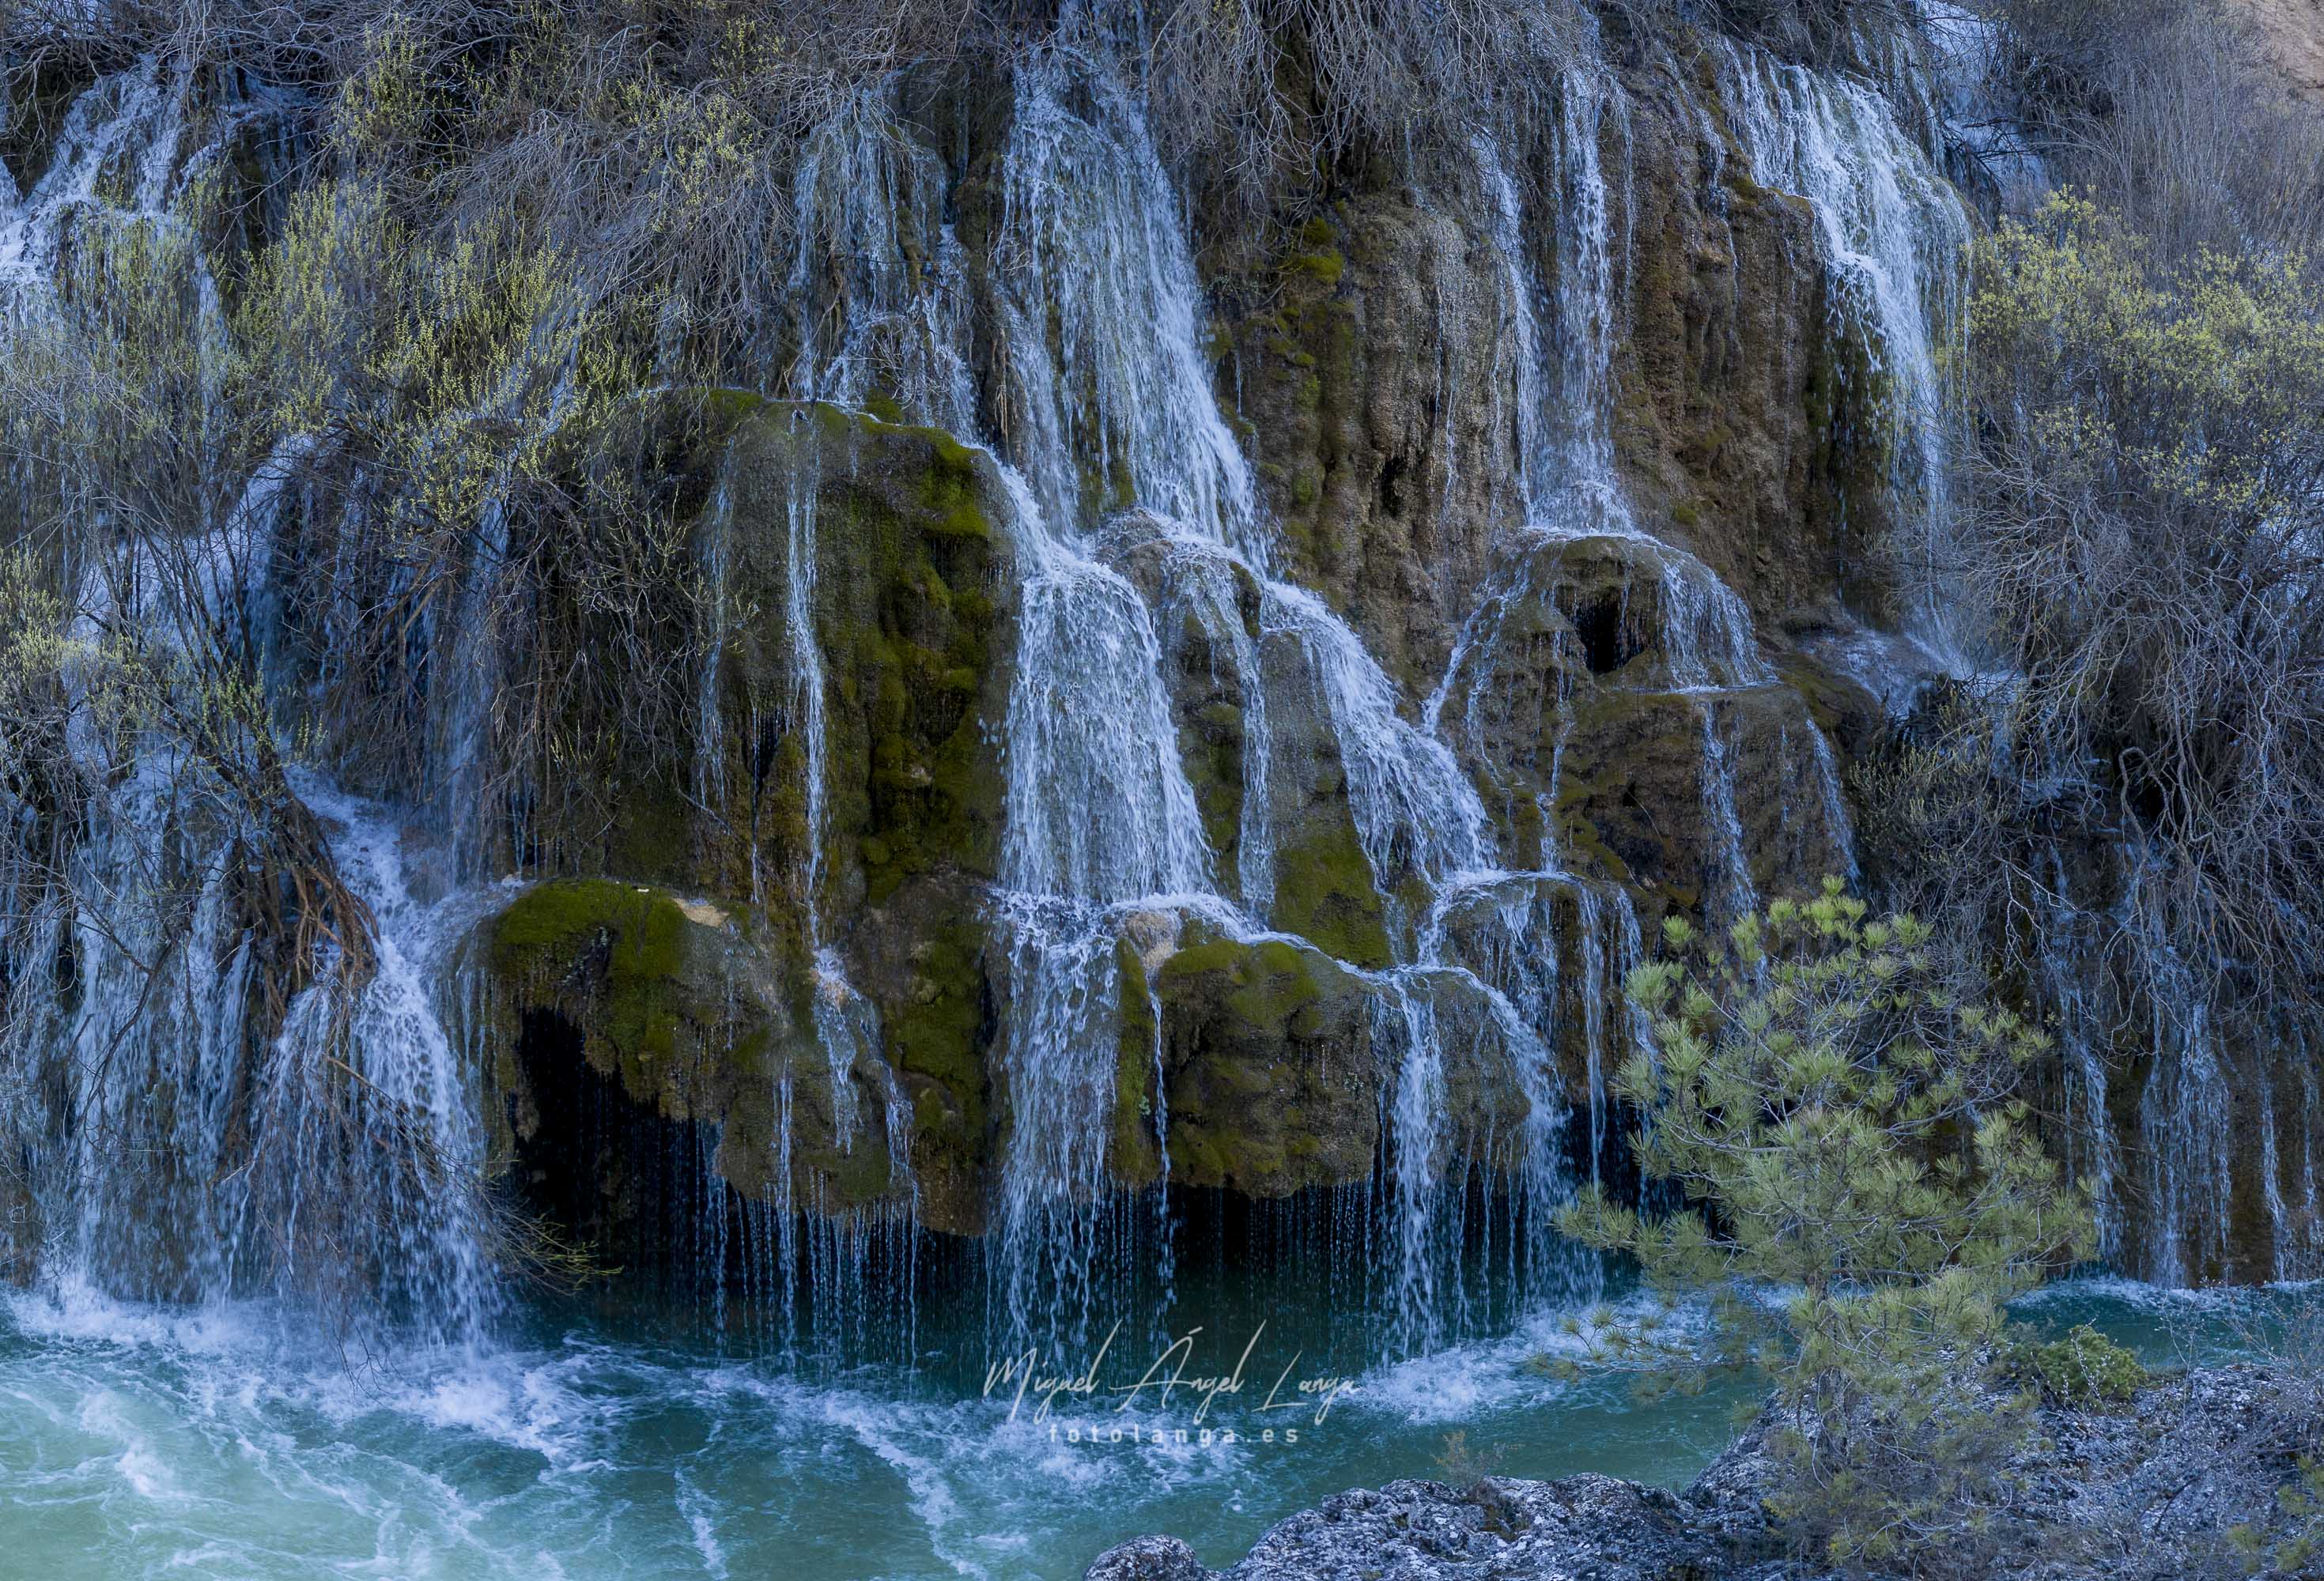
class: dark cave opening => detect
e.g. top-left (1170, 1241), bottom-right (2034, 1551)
top-left (1572, 590), bottom-right (1642, 674)
top-left (507, 1008), bottom-right (732, 1298)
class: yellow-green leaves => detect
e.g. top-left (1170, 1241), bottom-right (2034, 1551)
top-left (1554, 881), bottom-right (2095, 1567)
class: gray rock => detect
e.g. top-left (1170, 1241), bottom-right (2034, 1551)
top-left (1089, 1474), bottom-right (1723, 1581)
top-left (1083, 1534), bottom-right (1212, 1581)
top-left (1085, 1368), bottom-right (2323, 1581)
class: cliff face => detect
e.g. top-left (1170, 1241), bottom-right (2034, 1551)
top-left (0, 1), bottom-right (2304, 1331)
top-left (447, 19), bottom-right (1918, 1270)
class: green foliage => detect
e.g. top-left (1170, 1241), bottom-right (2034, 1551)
top-left (1558, 881), bottom-right (2095, 1569)
top-left (2006, 1324), bottom-right (2148, 1406)
top-left (1964, 194), bottom-right (2324, 524)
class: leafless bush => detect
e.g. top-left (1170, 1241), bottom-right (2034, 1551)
top-left (1982, 0), bottom-right (2324, 254)
top-left (1971, 198), bottom-right (2324, 1004)
top-left (1141, 0), bottom-right (1585, 222)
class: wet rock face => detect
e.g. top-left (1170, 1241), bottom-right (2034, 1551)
top-left (466, 9), bottom-right (1918, 1266)
top-left (480, 403), bottom-right (1023, 1236)
top-left (696, 401), bottom-right (1019, 913)
top-left (1219, 192), bottom-right (1517, 697)
top-left (1143, 927), bottom-right (1377, 1196)
top-left (697, 404), bottom-right (1019, 1236)
top-left (475, 51), bottom-right (1895, 1254)
top-left (1428, 530), bottom-right (1867, 914)
top-left (478, 879), bottom-right (901, 1216)
top-left (1218, 33), bottom-right (1891, 707)
top-left (1612, 47), bottom-right (1886, 631)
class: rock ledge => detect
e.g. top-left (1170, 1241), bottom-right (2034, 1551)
top-left (1084, 1366), bottom-right (2319, 1581)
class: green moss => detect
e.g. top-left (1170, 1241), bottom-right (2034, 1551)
top-left (1157, 936), bottom-right (1332, 1040)
top-left (1173, 698), bottom-right (1249, 895)
top-left (706, 402), bottom-right (1011, 908)
top-left (1775, 658), bottom-right (1859, 738)
top-left (1232, 939), bottom-right (1326, 1032)
top-left (875, 919), bottom-right (993, 1229)
top-left (490, 879), bottom-right (686, 981)
top-left (888, 926), bottom-right (988, 1096)
top-left (599, 790), bottom-right (697, 889)
top-left (1285, 251), bottom-right (1344, 287)
top-left (694, 387), bottom-right (772, 433)
top-left (1268, 817), bottom-right (1393, 970)
top-left (487, 880), bottom-right (750, 1107)
top-left (1148, 929), bottom-right (1374, 1196)
top-left (2007, 1325), bottom-right (2149, 1406)
top-left (910, 428), bottom-right (991, 541)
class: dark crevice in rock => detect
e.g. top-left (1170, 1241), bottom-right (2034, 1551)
top-left (507, 1007), bottom-right (731, 1297)
top-left (1574, 590), bottom-right (1641, 674)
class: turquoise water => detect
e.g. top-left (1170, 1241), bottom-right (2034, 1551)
top-left (0, 1273), bottom-right (2273, 1579)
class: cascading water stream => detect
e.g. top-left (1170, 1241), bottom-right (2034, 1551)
top-left (1713, 37), bottom-right (1976, 671)
top-left (967, 40), bottom-right (1598, 1353)
top-left (1922, 2), bottom-right (2050, 210)
top-left (0, 61), bottom-right (512, 1347)
top-left (1442, 88), bottom-right (1853, 1190)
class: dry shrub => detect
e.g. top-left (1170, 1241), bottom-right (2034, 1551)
top-left (1940, 194), bottom-right (2324, 1006)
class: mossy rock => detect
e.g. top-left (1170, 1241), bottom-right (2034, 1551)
top-left (1268, 815), bottom-right (1394, 970)
top-left (1109, 526), bottom-right (1270, 898)
top-left (1427, 870), bottom-right (1638, 1125)
top-left (1151, 928), bottom-right (1375, 1196)
top-left (478, 879), bottom-right (906, 1217)
top-left (515, 394), bottom-right (1017, 930)
top-left (1552, 683), bottom-right (1851, 916)
top-left (486, 880), bottom-right (731, 1096)
top-left (703, 402), bottom-right (1018, 915)
top-left (858, 893), bottom-right (999, 1236)
top-left (1111, 934), bottom-right (1165, 1190)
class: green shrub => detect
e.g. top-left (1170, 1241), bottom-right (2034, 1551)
top-left (1558, 882), bottom-right (2096, 1571)
top-left (2008, 1324), bottom-right (2148, 1406)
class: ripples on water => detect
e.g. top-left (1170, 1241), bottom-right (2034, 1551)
top-left (0, 1275), bottom-right (2271, 1579)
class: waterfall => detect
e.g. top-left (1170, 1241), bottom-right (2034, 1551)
top-left (2137, 969), bottom-right (2234, 1287)
top-left (0, 752), bottom-right (504, 1338)
top-left (0, 62), bottom-right (508, 1341)
top-left (0, 40), bottom-right (1671, 1364)
top-left (1696, 703), bottom-right (1759, 924)
top-left (1142, 533), bottom-right (1278, 911)
top-left (964, 42), bottom-right (1604, 1353)
top-left (20, 2), bottom-right (2224, 1390)
top-left (783, 89), bottom-right (977, 420)
top-left (1264, 581), bottom-right (1492, 900)
top-left (282, 775), bottom-right (508, 1335)
top-left (1, 60), bottom-right (192, 296)
top-left (1374, 979), bottom-right (1450, 1353)
top-left (1714, 38), bottom-right (1975, 669)
top-left (995, 47), bottom-right (1262, 558)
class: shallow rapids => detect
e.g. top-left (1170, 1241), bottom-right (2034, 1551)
top-left (0, 1278), bottom-right (2246, 1579)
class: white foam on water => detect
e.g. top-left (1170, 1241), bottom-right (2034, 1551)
top-left (1355, 1292), bottom-right (1716, 1425)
